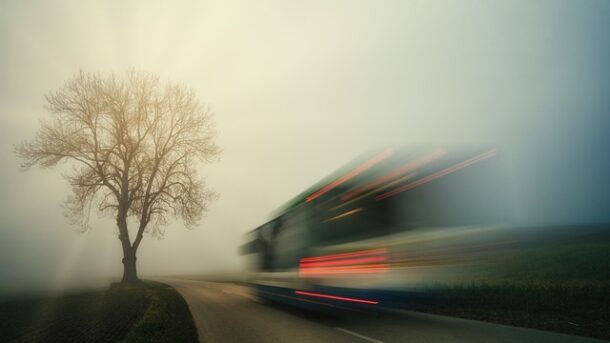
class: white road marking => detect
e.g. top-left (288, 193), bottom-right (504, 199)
top-left (335, 328), bottom-right (385, 343)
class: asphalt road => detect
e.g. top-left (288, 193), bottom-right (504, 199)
top-left (155, 278), bottom-right (605, 343)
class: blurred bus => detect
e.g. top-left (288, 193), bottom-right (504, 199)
top-left (240, 146), bottom-right (514, 310)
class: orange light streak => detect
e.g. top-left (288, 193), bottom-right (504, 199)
top-left (300, 248), bottom-right (387, 263)
top-left (323, 208), bottom-right (363, 222)
top-left (300, 264), bottom-right (389, 276)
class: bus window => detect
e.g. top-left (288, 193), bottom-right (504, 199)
top-left (274, 207), bottom-right (309, 269)
top-left (391, 156), bottom-right (508, 229)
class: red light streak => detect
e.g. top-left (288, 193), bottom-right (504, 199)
top-left (299, 249), bottom-right (389, 277)
top-left (300, 248), bottom-right (387, 263)
top-left (295, 290), bottom-right (379, 304)
top-left (300, 264), bottom-right (389, 276)
top-left (376, 149), bottom-right (497, 201)
top-left (306, 149), bottom-right (393, 202)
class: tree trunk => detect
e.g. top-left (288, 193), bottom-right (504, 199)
top-left (117, 206), bottom-right (139, 284)
top-left (122, 249), bottom-right (139, 283)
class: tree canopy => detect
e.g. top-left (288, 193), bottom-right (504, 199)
top-left (16, 70), bottom-right (221, 282)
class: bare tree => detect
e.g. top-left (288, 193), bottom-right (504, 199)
top-left (16, 70), bottom-right (221, 283)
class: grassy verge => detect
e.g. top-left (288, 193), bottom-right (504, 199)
top-left (0, 281), bottom-right (197, 343)
top-left (407, 282), bottom-right (610, 340)
top-left (406, 236), bottom-right (610, 340)
top-left (120, 282), bottom-right (198, 343)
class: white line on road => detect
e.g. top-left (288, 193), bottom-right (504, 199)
top-left (335, 328), bottom-right (385, 343)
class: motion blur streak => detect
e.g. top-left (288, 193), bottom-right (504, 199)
top-left (306, 149), bottom-right (393, 202)
top-left (300, 256), bottom-right (387, 267)
top-left (324, 208), bottom-right (363, 222)
top-left (376, 149), bottom-right (497, 200)
top-left (295, 290), bottom-right (379, 305)
top-left (300, 249), bottom-right (388, 277)
top-left (258, 289), bottom-right (343, 308)
top-left (300, 248), bottom-right (387, 263)
top-left (299, 264), bottom-right (389, 276)
top-left (333, 174), bottom-right (413, 211)
top-left (242, 146), bottom-right (513, 311)
top-left (392, 240), bottom-right (517, 260)
top-left (341, 148), bottom-right (447, 202)
top-left (241, 146), bottom-right (595, 316)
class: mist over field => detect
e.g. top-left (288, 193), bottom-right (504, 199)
top-left (0, 0), bottom-right (609, 294)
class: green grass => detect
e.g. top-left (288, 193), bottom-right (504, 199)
top-left (0, 281), bottom-right (197, 343)
top-left (407, 237), bottom-right (610, 340)
top-left (121, 282), bottom-right (198, 343)
top-left (485, 240), bottom-right (610, 285)
top-left (408, 282), bottom-right (610, 339)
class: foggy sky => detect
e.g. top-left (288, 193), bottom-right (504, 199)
top-left (1, 0), bottom-right (609, 294)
